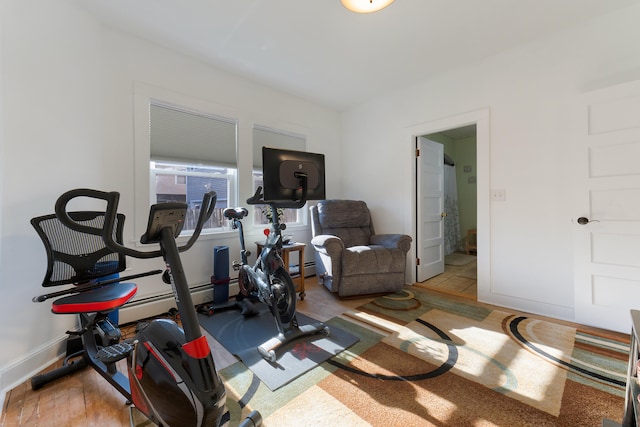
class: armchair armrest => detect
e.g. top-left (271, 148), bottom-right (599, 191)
top-left (370, 234), bottom-right (412, 253)
top-left (311, 234), bottom-right (345, 258)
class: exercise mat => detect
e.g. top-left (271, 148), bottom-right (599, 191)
top-left (198, 301), bottom-right (359, 390)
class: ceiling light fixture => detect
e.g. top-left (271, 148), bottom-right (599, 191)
top-left (341, 0), bottom-right (395, 14)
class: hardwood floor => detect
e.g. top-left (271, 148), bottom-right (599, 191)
top-left (417, 256), bottom-right (477, 300)
top-left (0, 279), bottom-right (374, 427)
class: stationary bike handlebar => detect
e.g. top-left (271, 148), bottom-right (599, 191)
top-left (54, 188), bottom-right (217, 259)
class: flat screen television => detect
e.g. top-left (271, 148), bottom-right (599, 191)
top-left (262, 147), bottom-right (326, 203)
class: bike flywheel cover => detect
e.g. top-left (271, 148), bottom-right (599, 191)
top-left (271, 267), bottom-right (296, 324)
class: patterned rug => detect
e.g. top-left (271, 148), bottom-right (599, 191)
top-left (220, 286), bottom-right (628, 426)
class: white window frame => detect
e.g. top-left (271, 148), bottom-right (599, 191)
top-left (134, 82), bottom-right (239, 243)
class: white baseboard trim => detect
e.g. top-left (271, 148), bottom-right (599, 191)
top-left (1, 335), bottom-right (67, 401)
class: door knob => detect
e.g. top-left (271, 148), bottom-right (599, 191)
top-left (577, 217), bottom-right (600, 225)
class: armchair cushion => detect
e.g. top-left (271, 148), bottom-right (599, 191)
top-left (310, 200), bottom-right (412, 297)
top-left (370, 234), bottom-right (412, 253)
top-left (316, 200), bottom-right (373, 247)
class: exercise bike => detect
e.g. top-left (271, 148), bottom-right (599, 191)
top-left (30, 188), bottom-right (261, 427)
top-left (223, 182), bottom-right (329, 363)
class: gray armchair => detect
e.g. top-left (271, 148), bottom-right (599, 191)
top-left (309, 200), bottom-right (412, 297)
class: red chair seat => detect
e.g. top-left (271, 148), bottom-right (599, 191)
top-left (51, 282), bottom-right (137, 314)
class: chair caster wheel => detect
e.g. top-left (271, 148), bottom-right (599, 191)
top-left (323, 326), bottom-right (331, 336)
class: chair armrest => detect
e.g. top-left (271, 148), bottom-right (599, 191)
top-left (311, 234), bottom-right (345, 258)
top-left (370, 234), bottom-right (412, 253)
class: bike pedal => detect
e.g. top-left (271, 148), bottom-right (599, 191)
top-left (96, 342), bottom-right (133, 364)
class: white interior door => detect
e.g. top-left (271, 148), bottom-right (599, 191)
top-left (574, 80), bottom-right (640, 333)
top-left (416, 136), bottom-right (445, 282)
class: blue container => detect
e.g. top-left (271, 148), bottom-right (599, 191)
top-left (212, 278), bottom-right (230, 304)
top-left (213, 246), bottom-right (229, 280)
top-left (212, 246), bottom-right (230, 303)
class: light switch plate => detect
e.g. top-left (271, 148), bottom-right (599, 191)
top-left (491, 189), bottom-right (506, 201)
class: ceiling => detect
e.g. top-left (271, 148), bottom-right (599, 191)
top-left (75, 0), bottom-right (637, 111)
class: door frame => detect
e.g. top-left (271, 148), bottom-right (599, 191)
top-left (407, 108), bottom-right (491, 300)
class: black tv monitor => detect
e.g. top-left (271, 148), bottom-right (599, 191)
top-left (262, 147), bottom-right (326, 202)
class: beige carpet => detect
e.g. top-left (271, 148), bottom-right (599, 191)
top-left (220, 286), bottom-right (628, 426)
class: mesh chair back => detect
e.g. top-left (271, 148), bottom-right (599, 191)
top-left (31, 211), bottom-right (126, 287)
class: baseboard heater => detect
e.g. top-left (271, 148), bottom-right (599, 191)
top-left (118, 279), bottom-right (240, 325)
top-left (118, 261), bottom-right (315, 325)
top-left (303, 261), bottom-right (315, 278)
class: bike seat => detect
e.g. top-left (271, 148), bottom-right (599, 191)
top-left (51, 282), bottom-right (137, 314)
top-left (223, 207), bottom-right (248, 220)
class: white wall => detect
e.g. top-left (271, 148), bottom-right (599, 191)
top-left (0, 0), bottom-right (5, 407)
top-left (0, 0), bottom-right (341, 392)
top-left (341, 3), bottom-right (640, 325)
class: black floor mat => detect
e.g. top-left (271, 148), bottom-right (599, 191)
top-left (199, 301), bottom-right (359, 390)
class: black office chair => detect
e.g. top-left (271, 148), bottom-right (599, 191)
top-left (30, 211), bottom-right (139, 395)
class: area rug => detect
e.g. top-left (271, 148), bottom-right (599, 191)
top-left (199, 302), bottom-right (359, 391)
top-left (220, 286), bottom-right (629, 426)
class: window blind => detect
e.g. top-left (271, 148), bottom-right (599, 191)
top-left (150, 103), bottom-right (237, 167)
top-left (252, 125), bottom-right (306, 169)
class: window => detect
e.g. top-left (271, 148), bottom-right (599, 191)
top-left (150, 161), bottom-right (236, 231)
top-left (149, 101), bottom-right (237, 234)
top-left (252, 125), bottom-right (306, 226)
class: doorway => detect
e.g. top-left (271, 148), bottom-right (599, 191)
top-left (409, 108), bottom-right (490, 302)
top-left (419, 126), bottom-right (478, 299)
